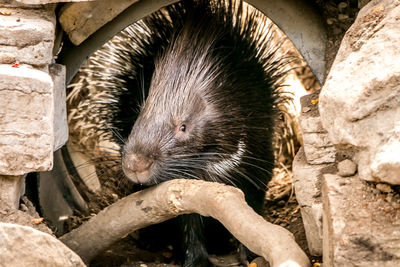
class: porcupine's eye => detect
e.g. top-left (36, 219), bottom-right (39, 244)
top-left (179, 124), bottom-right (186, 132)
top-left (174, 123), bottom-right (187, 136)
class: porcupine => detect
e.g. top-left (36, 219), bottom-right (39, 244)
top-left (67, 0), bottom-right (289, 266)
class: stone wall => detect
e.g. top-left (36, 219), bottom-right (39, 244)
top-left (0, 0), bottom-right (68, 211)
top-left (294, 0), bottom-right (400, 265)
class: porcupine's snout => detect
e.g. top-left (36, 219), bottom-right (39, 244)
top-left (122, 153), bottom-right (154, 184)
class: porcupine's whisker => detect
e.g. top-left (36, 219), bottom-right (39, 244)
top-left (168, 154), bottom-right (270, 187)
top-left (164, 168), bottom-right (201, 181)
top-left (173, 155), bottom-right (273, 176)
top-left (167, 167), bottom-right (225, 185)
top-left (69, 157), bottom-right (121, 172)
top-left (166, 156), bottom-right (247, 187)
top-left (172, 151), bottom-right (274, 166)
top-left (108, 127), bottom-right (126, 144)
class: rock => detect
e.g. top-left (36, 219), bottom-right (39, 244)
top-left (299, 114), bottom-right (325, 133)
top-left (0, 175), bottom-right (24, 210)
top-left (319, 0), bottom-right (400, 184)
top-left (51, 64), bottom-right (68, 151)
top-left (322, 174), bottom-right (400, 266)
top-left (0, 7), bottom-right (55, 66)
top-left (59, 0), bottom-right (139, 45)
top-left (301, 133), bottom-right (336, 164)
top-left (0, 222), bottom-right (85, 266)
top-left (299, 90), bottom-right (336, 165)
top-left (293, 147), bottom-right (335, 256)
top-left (337, 159), bottom-right (357, 177)
top-left (0, 65), bottom-right (54, 175)
top-left (370, 134), bottom-right (400, 185)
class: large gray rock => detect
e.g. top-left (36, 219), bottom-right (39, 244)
top-left (59, 0), bottom-right (140, 45)
top-left (0, 222), bottom-right (85, 266)
top-left (322, 174), bottom-right (400, 266)
top-left (319, 0), bottom-right (400, 184)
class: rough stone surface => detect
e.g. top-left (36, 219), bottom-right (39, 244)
top-left (59, 0), bottom-right (139, 45)
top-left (51, 64), bottom-right (68, 151)
top-left (337, 159), bottom-right (357, 177)
top-left (0, 175), bottom-right (23, 210)
top-left (0, 222), bottom-right (85, 266)
top-left (370, 134), bottom-right (400, 185)
top-left (0, 6), bottom-right (55, 66)
top-left (301, 133), bottom-right (336, 164)
top-left (0, 65), bottom-right (54, 175)
top-left (299, 90), bottom-right (336, 165)
top-left (322, 174), bottom-right (400, 266)
top-left (293, 147), bottom-right (334, 256)
top-left (319, 0), bottom-right (400, 184)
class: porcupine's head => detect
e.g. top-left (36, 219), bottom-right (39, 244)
top-left (121, 0), bottom-right (286, 186)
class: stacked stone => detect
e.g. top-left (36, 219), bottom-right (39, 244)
top-left (293, 89), bottom-right (336, 256)
top-left (0, 1), bottom-right (67, 209)
top-left (0, 1), bottom-right (93, 266)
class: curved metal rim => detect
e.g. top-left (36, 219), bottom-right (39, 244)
top-left (57, 0), bottom-right (326, 85)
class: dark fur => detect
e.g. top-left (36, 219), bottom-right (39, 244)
top-left (112, 0), bottom-right (287, 265)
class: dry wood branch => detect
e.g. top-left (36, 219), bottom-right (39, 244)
top-left (60, 179), bottom-right (310, 267)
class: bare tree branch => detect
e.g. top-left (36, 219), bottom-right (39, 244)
top-left (60, 179), bottom-right (310, 267)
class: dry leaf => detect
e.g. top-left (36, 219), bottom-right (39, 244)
top-left (371, 6), bottom-right (384, 13)
top-left (33, 218), bottom-right (44, 225)
top-left (311, 98), bottom-right (319, 105)
top-left (0, 10), bottom-right (11, 16)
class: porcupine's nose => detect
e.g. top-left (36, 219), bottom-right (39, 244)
top-left (122, 153), bottom-right (154, 184)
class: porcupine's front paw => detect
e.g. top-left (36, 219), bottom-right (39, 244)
top-left (181, 214), bottom-right (212, 267)
top-left (183, 245), bottom-right (212, 267)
